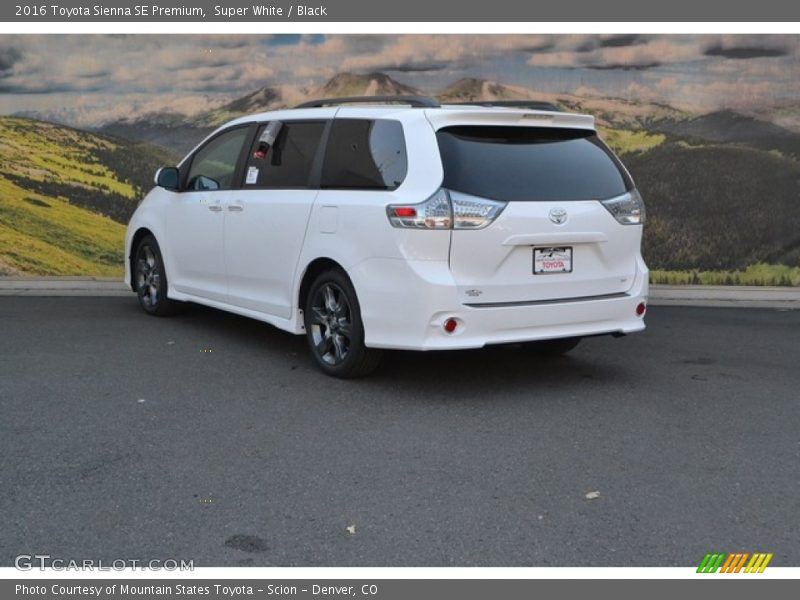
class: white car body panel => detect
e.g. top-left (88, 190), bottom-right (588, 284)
top-left (164, 188), bottom-right (229, 302)
top-left (349, 255), bottom-right (647, 350)
top-left (448, 200), bottom-right (641, 305)
top-left (225, 188), bottom-right (319, 318)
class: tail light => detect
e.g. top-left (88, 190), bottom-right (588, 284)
top-left (601, 189), bottom-right (646, 225)
top-left (387, 188), bottom-right (452, 229)
top-left (387, 189), bottom-right (506, 230)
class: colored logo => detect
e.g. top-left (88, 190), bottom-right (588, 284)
top-left (697, 552), bottom-right (773, 573)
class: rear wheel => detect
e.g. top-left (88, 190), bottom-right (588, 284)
top-left (134, 235), bottom-right (183, 316)
top-left (304, 269), bottom-right (382, 378)
top-left (522, 337), bottom-right (581, 356)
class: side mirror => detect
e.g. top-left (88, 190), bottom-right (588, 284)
top-left (155, 167), bottom-right (180, 190)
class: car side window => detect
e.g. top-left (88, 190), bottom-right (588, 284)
top-left (321, 119), bottom-right (407, 190)
top-left (244, 121), bottom-right (326, 189)
top-left (185, 127), bottom-right (250, 191)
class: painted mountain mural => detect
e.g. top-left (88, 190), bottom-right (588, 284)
top-left (1, 34), bottom-right (800, 283)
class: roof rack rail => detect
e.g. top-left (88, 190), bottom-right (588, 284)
top-left (446, 100), bottom-right (560, 112)
top-left (295, 95), bottom-right (441, 109)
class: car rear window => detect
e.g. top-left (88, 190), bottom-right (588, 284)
top-left (436, 126), bottom-right (632, 202)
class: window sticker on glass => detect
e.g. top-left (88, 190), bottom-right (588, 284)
top-left (246, 166), bottom-right (259, 185)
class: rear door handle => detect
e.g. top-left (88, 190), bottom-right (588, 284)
top-left (227, 204), bottom-right (244, 212)
top-left (207, 204), bottom-right (223, 212)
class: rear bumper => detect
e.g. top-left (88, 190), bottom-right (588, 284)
top-left (350, 255), bottom-right (648, 351)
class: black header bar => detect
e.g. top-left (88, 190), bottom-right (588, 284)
top-left (3, 0), bottom-right (800, 22)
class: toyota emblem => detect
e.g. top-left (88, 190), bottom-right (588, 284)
top-left (549, 207), bottom-right (568, 224)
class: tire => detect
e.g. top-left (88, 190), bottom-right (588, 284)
top-left (303, 269), bottom-right (382, 378)
top-left (522, 337), bottom-right (582, 356)
top-left (133, 235), bottom-right (184, 316)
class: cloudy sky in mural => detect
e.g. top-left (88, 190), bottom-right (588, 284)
top-left (0, 34), bottom-right (798, 125)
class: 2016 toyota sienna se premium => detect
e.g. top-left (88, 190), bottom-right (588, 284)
top-left (125, 96), bottom-right (648, 377)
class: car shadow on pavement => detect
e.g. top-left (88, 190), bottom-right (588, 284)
top-left (155, 300), bottom-right (635, 397)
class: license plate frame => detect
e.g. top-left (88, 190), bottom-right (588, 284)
top-left (533, 246), bottom-right (573, 274)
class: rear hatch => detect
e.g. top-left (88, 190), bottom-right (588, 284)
top-left (436, 122), bottom-right (642, 305)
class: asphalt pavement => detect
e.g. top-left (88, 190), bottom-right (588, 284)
top-left (1, 296), bottom-right (798, 567)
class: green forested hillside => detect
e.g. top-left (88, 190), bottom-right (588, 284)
top-left (626, 141), bottom-right (800, 271)
top-left (0, 117), bottom-right (177, 276)
top-left (651, 110), bottom-right (800, 158)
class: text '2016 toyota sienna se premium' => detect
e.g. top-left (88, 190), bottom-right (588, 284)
top-left (125, 96), bottom-right (648, 377)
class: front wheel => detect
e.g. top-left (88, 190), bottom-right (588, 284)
top-left (133, 235), bottom-right (183, 316)
top-left (304, 270), bottom-right (382, 378)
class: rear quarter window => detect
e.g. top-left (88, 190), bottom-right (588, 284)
top-left (436, 126), bottom-right (632, 202)
top-left (321, 119), bottom-right (407, 190)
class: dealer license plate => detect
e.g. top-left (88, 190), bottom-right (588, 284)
top-left (533, 247), bottom-right (573, 274)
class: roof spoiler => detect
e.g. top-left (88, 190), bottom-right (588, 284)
top-left (427, 109), bottom-right (595, 131)
top-left (445, 100), bottom-right (560, 112)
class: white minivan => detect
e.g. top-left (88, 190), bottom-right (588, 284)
top-left (125, 96), bottom-right (648, 377)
